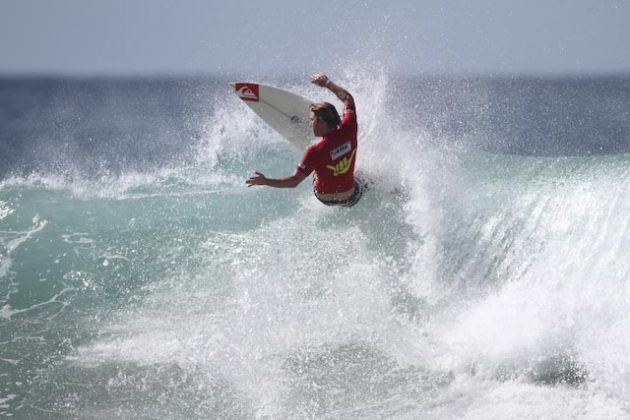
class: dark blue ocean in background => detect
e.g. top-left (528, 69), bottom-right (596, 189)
top-left (2, 73), bottom-right (630, 419)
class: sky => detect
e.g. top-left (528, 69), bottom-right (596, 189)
top-left (1, 0), bottom-right (630, 77)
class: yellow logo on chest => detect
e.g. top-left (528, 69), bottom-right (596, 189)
top-left (326, 150), bottom-right (356, 176)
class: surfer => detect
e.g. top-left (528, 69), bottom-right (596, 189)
top-left (246, 73), bottom-right (362, 207)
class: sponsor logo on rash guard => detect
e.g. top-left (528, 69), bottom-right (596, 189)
top-left (329, 141), bottom-right (352, 160)
top-left (327, 149), bottom-right (356, 176)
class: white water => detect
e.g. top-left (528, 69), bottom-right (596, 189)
top-left (65, 74), bottom-right (630, 418)
top-left (3, 73), bottom-right (630, 419)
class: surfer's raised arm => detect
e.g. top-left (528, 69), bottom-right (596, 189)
top-left (310, 73), bottom-right (354, 107)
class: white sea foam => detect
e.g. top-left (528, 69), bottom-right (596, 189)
top-left (54, 75), bottom-right (630, 418)
top-left (0, 216), bottom-right (48, 279)
top-left (0, 165), bottom-right (242, 202)
top-left (0, 201), bottom-right (13, 220)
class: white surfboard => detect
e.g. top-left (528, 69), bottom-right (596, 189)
top-left (229, 82), bottom-right (315, 149)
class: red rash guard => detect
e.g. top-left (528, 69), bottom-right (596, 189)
top-left (296, 103), bottom-right (358, 194)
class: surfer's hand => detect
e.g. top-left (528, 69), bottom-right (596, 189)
top-left (310, 73), bottom-right (330, 87)
top-left (246, 171), bottom-right (268, 187)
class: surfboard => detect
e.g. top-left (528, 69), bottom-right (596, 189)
top-left (229, 82), bottom-right (315, 149)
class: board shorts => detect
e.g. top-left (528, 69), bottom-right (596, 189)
top-left (315, 179), bottom-right (364, 208)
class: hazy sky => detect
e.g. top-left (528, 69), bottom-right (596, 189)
top-left (2, 0), bottom-right (629, 76)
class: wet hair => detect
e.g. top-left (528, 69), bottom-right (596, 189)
top-left (310, 102), bottom-right (341, 128)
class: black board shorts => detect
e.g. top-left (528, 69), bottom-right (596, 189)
top-left (315, 180), bottom-right (364, 208)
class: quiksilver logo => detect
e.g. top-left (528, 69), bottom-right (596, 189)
top-left (237, 86), bottom-right (259, 101)
top-left (234, 83), bottom-right (260, 102)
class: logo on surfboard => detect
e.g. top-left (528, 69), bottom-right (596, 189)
top-left (235, 83), bottom-right (259, 102)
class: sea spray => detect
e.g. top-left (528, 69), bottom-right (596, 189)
top-left (2, 75), bottom-right (630, 418)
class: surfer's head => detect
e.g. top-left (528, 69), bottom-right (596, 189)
top-left (310, 102), bottom-right (340, 135)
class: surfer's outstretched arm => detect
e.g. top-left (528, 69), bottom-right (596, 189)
top-left (310, 73), bottom-right (354, 107)
top-left (246, 170), bottom-right (306, 188)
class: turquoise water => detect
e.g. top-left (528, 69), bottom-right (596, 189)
top-left (2, 74), bottom-right (630, 418)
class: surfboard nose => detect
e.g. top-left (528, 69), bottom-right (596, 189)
top-left (228, 82), bottom-right (315, 149)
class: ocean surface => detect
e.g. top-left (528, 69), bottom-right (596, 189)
top-left (1, 72), bottom-right (630, 419)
